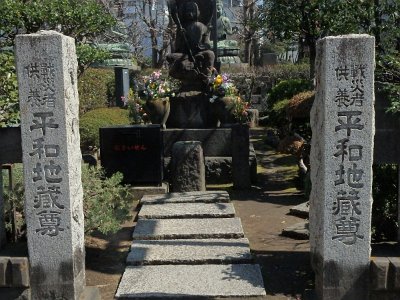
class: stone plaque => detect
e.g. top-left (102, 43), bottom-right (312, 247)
top-left (100, 125), bottom-right (163, 185)
top-left (310, 34), bottom-right (375, 299)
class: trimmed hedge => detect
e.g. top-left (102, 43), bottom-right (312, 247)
top-left (78, 68), bottom-right (115, 115)
top-left (80, 107), bottom-right (130, 150)
top-left (268, 79), bottom-right (313, 108)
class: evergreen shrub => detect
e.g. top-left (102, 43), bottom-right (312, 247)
top-left (78, 68), bottom-right (115, 115)
top-left (2, 163), bottom-right (131, 238)
top-left (268, 79), bottom-right (313, 108)
top-left (80, 107), bottom-right (130, 150)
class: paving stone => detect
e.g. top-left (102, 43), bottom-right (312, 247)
top-left (140, 191), bottom-right (230, 204)
top-left (127, 238), bottom-right (252, 265)
top-left (132, 218), bottom-right (244, 240)
top-left (115, 264), bottom-right (266, 298)
top-left (289, 201), bottom-right (309, 218)
top-left (370, 257), bottom-right (389, 290)
top-left (281, 221), bottom-right (309, 240)
top-left (138, 202), bottom-right (235, 219)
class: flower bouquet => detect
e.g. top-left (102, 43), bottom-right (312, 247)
top-left (209, 73), bottom-right (249, 124)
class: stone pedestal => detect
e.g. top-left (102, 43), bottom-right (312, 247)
top-left (15, 31), bottom-right (85, 300)
top-left (167, 92), bottom-right (217, 128)
top-left (310, 34), bottom-right (375, 300)
top-left (171, 141), bottom-right (206, 192)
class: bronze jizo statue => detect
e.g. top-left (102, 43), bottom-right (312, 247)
top-left (167, 0), bottom-right (215, 87)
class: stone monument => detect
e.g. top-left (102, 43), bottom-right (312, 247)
top-left (310, 34), bottom-right (375, 299)
top-left (166, 0), bottom-right (217, 128)
top-left (15, 31), bottom-right (86, 299)
top-left (215, 0), bottom-right (241, 64)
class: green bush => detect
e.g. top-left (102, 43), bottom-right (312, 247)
top-left (2, 163), bottom-right (131, 237)
top-left (80, 107), bottom-right (130, 150)
top-left (270, 98), bottom-right (291, 130)
top-left (372, 164), bottom-right (398, 241)
top-left (268, 79), bottom-right (313, 108)
top-left (82, 165), bottom-right (131, 234)
top-left (0, 52), bottom-right (19, 127)
top-left (78, 68), bottom-right (115, 115)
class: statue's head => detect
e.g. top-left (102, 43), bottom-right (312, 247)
top-left (183, 1), bottom-right (199, 21)
top-left (216, 0), bottom-right (223, 17)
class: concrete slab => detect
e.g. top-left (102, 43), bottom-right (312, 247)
top-left (115, 264), bottom-right (266, 298)
top-left (132, 218), bottom-right (244, 240)
top-left (127, 238), bottom-right (252, 265)
top-left (281, 221), bottom-right (309, 240)
top-left (138, 202), bottom-right (235, 219)
top-left (129, 183), bottom-right (169, 200)
top-left (140, 191), bottom-right (230, 204)
top-left (289, 201), bottom-right (309, 218)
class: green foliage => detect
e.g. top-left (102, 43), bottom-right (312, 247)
top-left (0, 0), bottom-right (116, 47)
top-left (0, 52), bottom-right (19, 127)
top-left (79, 107), bottom-right (130, 150)
top-left (269, 98), bottom-right (291, 128)
top-left (376, 54), bottom-right (400, 114)
top-left (372, 164), bottom-right (398, 241)
top-left (2, 165), bottom-right (25, 237)
top-left (262, 63), bottom-right (310, 83)
top-left (1, 163), bottom-right (131, 237)
top-left (82, 165), bottom-right (131, 235)
top-left (78, 68), bottom-right (115, 115)
top-left (0, 0), bottom-right (116, 74)
top-left (268, 79), bottom-right (313, 108)
top-left (76, 44), bottom-right (111, 77)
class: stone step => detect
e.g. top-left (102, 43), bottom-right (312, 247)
top-left (289, 201), bottom-right (309, 218)
top-left (140, 191), bottom-right (230, 205)
top-left (133, 218), bottom-right (245, 240)
top-left (115, 264), bottom-right (266, 299)
top-left (127, 238), bottom-right (252, 265)
top-left (137, 202), bottom-right (236, 219)
top-left (281, 221), bottom-right (309, 240)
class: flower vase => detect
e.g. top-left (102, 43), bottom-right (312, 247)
top-left (143, 97), bottom-right (170, 129)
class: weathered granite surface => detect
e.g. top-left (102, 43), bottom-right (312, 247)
top-left (310, 34), bottom-right (375, 300)
top-left (127, 238), bottom-right (251, 265)
top-left (138, 202), bottom-right (235, 219)
top-left (16, 31), bottom-right (85, 300)
top-left (115, 264), bottom-right (266, 298)
top-left (170, 141), bottom-right (206, 192)
top-left (140, 191), bottom-right (230, 204)
top-left (132, 218), bottom-right (244, 240)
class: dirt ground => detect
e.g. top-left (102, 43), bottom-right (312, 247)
top-left (0, 127), bottom-right (314, 299)
top-left (84, 127), bottom-right (314, 300)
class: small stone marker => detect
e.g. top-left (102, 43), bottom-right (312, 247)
top-left (310, 34), bottom-right (375, 299)
top-left (133, 218), bottom-right (245, 240)
top-left (15, 31), bottom-right (85, 299)
top-left (170, 141), bottom-right (206, 192)
top-left (138, 202), bottom-right (235, 219)
top-left (127, 238), bottom-right (252, 265)
top-left (116, 264), bottom-right (266, 298)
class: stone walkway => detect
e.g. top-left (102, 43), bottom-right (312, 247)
top-left (115, 191), bottom-right (266, 299)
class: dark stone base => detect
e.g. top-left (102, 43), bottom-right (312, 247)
top-left (166, 92), bottom-right (218, 129)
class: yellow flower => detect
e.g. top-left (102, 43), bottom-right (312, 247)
top-left (214, 75), bottom-right (223, 86)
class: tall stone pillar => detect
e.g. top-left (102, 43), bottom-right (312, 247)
top-left (15, 31), bottom-right (85, 300)
top-left (310, 34), bottom-right (375, 299)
